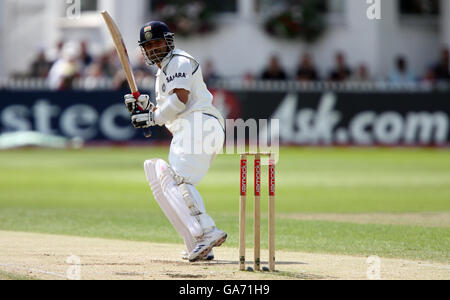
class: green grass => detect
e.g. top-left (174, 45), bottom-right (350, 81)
top-left (0, 270), bottom-right (38, 280)
top-left (0, 147), bottom-right (449, 262)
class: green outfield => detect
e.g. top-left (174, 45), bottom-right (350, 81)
top-left (0, 147), bottom-right (449, 262)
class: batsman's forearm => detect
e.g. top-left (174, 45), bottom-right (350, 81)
top-left (154, 94), bottom-right (186, 125)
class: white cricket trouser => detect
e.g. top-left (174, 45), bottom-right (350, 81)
top-left (168, 112), bottom-right (225, 185)
top-left (145, 112), bottom-right (224, 252)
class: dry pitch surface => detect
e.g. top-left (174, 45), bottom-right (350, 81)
top-left (0, 231), bottom-right (448, 280)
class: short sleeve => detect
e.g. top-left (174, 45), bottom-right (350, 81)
top-left (165, 56), bottom-right (193, 93)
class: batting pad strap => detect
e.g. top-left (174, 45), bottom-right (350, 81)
top-left (178, 183), bottom-right (215, 233)
top-left (179, 183), bottom-right (201, 215)
top-left (154, 93), bottom-right (186, 125)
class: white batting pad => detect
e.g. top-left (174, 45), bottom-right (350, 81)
top-left (146, 159), bottom-right (204, 239)
top-left (144, 159), bottom-right (198, 251)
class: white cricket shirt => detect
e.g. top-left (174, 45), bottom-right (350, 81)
top-left (155, 49), bottom-right (224, 134)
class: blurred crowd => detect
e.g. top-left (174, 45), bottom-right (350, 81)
top-left (254, 48), bottom-right (450, 85)
top-left (27, 40), bottom-right (155, 91)
top-left (25, 40), bottom-right (450, 90)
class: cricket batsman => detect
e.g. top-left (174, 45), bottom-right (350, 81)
top-left (123, 21), bottom-right (226, 262)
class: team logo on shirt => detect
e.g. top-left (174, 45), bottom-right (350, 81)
top-left (166, 72), bottom-right (186, 83)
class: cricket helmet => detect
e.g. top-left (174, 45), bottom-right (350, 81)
top-left (139, 21), bottom-right (175, 66)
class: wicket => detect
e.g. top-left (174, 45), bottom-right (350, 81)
top-left (239, 153), bottom-right (275, 272)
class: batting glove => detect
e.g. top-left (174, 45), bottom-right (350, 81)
top-left (124, 94), bottom-right (153, 113)
top-left (131, 109), bottom-right (157, 128)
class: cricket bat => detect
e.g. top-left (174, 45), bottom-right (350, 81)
top-left (101, 10), bottom-right (152, 138)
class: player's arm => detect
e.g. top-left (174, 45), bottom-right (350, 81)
top-left (128, 90), bottom-right (187, 128)
top-left (131, 61), bottom-right (192, 128)
top-left (130, 57), bottom-right (192, 128)
top-left (152, 90), bottom-right (187, 125)
top-left (172, 88), bottom-right (189, 104)
top-left (163, 57), bottom-right (192, 107)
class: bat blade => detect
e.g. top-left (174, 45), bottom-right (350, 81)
top-left (101, 10), bottom-right (139, 98)
top-left (101, 10), bottom-right (151, 138)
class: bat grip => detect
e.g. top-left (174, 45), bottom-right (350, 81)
top-left (132, 91), bottom-right (152, 138)
top-left (132, 91), bottom-right (141, 99)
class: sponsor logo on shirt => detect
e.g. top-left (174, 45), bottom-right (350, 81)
top-left (166, 72), bottom-right (186, 83)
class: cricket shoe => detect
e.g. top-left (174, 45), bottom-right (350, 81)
top-left (188, 228), bottom-right (227, 262)
top-left (181, 250), bottom-right (214, 261)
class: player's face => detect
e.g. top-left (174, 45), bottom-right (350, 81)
top-left (142, 39), bottom-right (169, 65)
top-left (144, 39), bottom-right (167, 54)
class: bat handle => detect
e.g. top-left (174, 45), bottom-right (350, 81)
top-left (132, 91), bottom-right (141, 99)
top-left (132, 91), bottom-right (152, 139)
